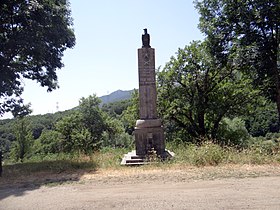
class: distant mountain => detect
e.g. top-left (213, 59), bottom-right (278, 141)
top-left (0, 90), bottom-right (135, 120)
top-left (99, 90), bottom-right (134, 105)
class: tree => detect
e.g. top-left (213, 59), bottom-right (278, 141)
top-left (10, 117), bottom-right (33, 161)
top-left (102, 116), bottom-right (133, 148)
top-left (56, 95), bottom-right (109, 153)
top-left (121, 89), bottom-right (139, 135)
top-left (33, 129), bottom-right (62, 155)
top-left (244, 98), bottom-right (279, 137)
top-left (55, 111), bottom-right (83, 153)
top-left (157, 41), bottom-right (257, 143)
top-left (102, 99), bottom-right (131, 118)
top-left (0, 0), bottom-right (75, 115)
top-left (195, 0), bottom-right (280, 122)
top-left (79, 95), bottom-right (107, 146)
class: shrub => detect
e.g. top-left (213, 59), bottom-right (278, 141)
top-left (248, 133), bottom-right (280, 156)
top-left (32, 130), bottom-right (62, 155)
top-left (190, 142), bottom-right (226, 166)
top-left (217, 117), bottom-right (251, 148)
top-left (101, 132), bottom-right (134, 148)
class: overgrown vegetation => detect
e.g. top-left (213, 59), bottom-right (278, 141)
top-left (168, 141), bottom-right (280, 166)
top-left (2, 142), bottom-right (280, 179)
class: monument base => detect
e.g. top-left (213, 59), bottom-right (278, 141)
top-left (121, 119), bottom-right (175, 166)
top-left (135, 125), bottom-right (165, 157)
top-left (121, 150), bottom-right (175, 165)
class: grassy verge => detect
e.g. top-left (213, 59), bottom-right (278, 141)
top-left (2, 142), bottom-right (280, 180)
top-left (2, 154), bottom-right (97, 178)
top-left (167, 141), bottom-right (280, 166)
top-left (1, 148), bottom-right (129, 179)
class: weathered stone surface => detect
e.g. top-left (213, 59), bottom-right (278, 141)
top-left (135, 45), bottom-right (166, 158)
top-left (136, 119), bottom-right (162, 128)
top-left (138, 47), bottom-right (157, 119)
top-left (121, 30), bottom-right (174, 165)
top-left (121, 149), bottom-right (175, 165)
top-left (135, 126), bottom-right (165, 156)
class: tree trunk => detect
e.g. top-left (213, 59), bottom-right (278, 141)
top-left (277, 40), bottom-right (280, 129)
top-left (211, 114), bottom-right (224, 139)
top-left (276, 86), bottom-right (280, 130)
top-left (198, 111), bottom-right (206, 137)
top-left (274, 54), bottom-right (280, 131)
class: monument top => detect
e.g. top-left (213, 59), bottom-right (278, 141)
top-left (142, 28), bottom-right (151, 48)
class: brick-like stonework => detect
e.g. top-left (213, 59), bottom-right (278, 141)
top-left (135, 47), bottom-right (166, 157)
top-left (138, 48), bottom-right (157, 119)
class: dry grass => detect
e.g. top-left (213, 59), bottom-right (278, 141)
top-left (2, 143), bottom-right (280, 187)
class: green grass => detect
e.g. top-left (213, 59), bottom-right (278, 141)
top-left (3, 155), bottom-right (98, 178)
top-left (2, 148), bottom-right (130, 178)
top-left (2, 142), bottom-right (280, 179)
top-left (167, 141), bottom-right (280, 166)
top-left (94, 147), bottom-right (131, 169)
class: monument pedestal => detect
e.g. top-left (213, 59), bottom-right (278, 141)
top-left (135, 119), bottom-right (165, 157)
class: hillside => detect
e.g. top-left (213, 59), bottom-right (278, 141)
top-left (0, 89), bottom-right (134, 156)
top-left (99, 89), bottom-right (134, 105)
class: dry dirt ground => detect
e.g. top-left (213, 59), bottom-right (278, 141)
top-left (1, 164), bottom-right (280, 210)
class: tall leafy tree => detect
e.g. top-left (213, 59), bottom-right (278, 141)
top-left (157, 41), bottom-right (257, 142)
top-left (10, 117), bottom-right (33, 161)
top-left (78, 94), bottom-right (107, 148)
top-left (56, 95), bottom-right (109, 153)
top-left (195, 0), bottom-right (280, 121)
top-left (33, 129), bottom-right (62, 155)
top-left (55, 111), bottom-right (82, 153)
top-left (0, 0), bottom-right (75, 115)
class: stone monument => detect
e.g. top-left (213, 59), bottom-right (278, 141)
top-left (121, 29), bottom-right (174, 165)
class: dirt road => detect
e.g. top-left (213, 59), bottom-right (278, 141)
top-left (1, 165), bottom-right (280, 210)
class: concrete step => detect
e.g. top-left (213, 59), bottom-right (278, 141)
top-left (125, 158), bottom-right (144, 163)
top-left (122, 161), bottom-right (148, 166)
top-left (121, 149), bottom-right (175, 165)
top-left (121, 150), bottom-right (146, 165)
top-left (131, 155), bottom-right (145, 159)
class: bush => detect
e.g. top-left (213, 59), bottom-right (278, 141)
top-left (190, 142), bottom-right (226, 166)
top-left (244, 101), bottom-right (279, 137)
top-left (168, 141), bottom-right (226, 166)
top-left (32, 130), bottom-right (62, 155)
top-left (168, 139), bottom-right (280, 166)
top-left (248, 132), bottom-right (280, 155)
top-left (101, 132), bottom-right (134, 148)
top-left (217, 117), bottom-right (250, 148)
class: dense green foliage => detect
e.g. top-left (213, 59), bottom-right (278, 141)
top-left (0, 0), bottom-right (75, 115)
top-left (0, 110), bottom-right (72, 158)
top-left (157, 41), bottom-right (257, 144)
top-left (195, 0), bottom-right (280, 120)
top-left (10, 117), bottom-right (33, 161)
top-left (102, 99), bottom-right (131, 117)
top-left (245, 100), bottom-right (279, 137)
top-left (120, 89), bottom-right (139, 134)
top-left (1, 94), bottom-right (134, 161)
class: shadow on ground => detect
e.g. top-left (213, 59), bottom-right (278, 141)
top-left (0, 160), bottom-right (98, 200)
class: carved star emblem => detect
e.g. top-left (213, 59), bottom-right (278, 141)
top-left (144, 53), bottom-right (150, 66)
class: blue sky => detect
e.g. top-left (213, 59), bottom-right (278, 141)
top-left (3, 0), bottom-right (204, 118)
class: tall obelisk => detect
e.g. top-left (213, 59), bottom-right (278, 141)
top-left (134, 28), bottom-right (165, 157)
